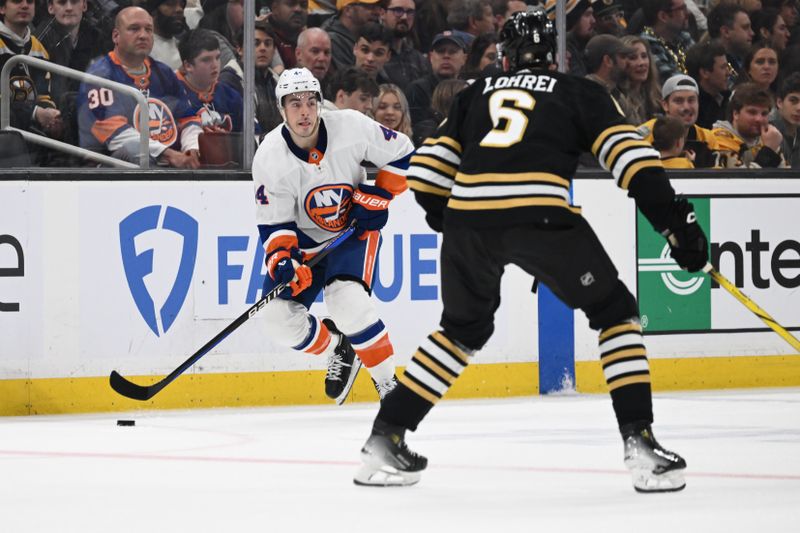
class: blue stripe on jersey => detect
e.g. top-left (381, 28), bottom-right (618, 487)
top-left (387, 151), bottom-right (414, 170)
top-left (349, 320), bottom-right (386, 345)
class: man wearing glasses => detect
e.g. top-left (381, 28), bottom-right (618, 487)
top-left (322, 0), bottom-right (382, 71)
top-left (381, 0), bottom-right (430, 92)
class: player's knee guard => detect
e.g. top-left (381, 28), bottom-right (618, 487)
top-left (583, 280), bottom-right (640, 331)
top-left (262, 298), bottom-right (332, 355)
top-left (324, 279), bottom-right (393, 369)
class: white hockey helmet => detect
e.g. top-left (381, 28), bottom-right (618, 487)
top-left (275, 67), bottom-right (323, 106)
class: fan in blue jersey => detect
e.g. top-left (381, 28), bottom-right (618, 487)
top-left (177, 30), bottom-right (243, 134)
top-left (77, 7), bottom-right (202, 168)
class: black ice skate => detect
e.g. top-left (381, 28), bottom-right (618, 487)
top-left (621, 422), bottom-right (687, 493)
top-left (354, 419), bottom-right (428, 487)
top-left (372, 376), bottom-right (398, 400)
top-left (322, 319), bottom-right (362, 405)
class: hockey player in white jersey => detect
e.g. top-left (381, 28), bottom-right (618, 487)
top-left (252, 67), bottom-right (415, 403)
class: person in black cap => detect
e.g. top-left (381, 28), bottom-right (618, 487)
top-left (584, 33), bottom-right (638, 123)
top-left (405, 30), bottom-right (467, 126)
top-left (546, 0), bottom-right (596, 77)
top-left (593, 0), bottom-right (626, 36)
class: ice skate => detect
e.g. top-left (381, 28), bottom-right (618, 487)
top-left (373, 376), bottom-right (398, 400)
top-left (354, 419), bottom-right (427, 487)
top-left (621, 423), bottom-right (687, 493)
top-left (322, 319), bottom-right (361, 404)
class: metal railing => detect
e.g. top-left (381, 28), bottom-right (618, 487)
top-left (1, 55), bottom-right (149, 169)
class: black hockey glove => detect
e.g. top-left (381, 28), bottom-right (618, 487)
top-left (348, 184), bottom-right (393, 239)
top-left (663, 198), bottom-right (708, 273)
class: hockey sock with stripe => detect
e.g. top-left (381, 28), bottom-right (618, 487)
top-left (377, 330), bottom-right (471, 431)
top-left (598, 320), bottom-right (654, 427)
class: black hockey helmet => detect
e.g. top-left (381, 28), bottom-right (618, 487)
top-left (499, 6), bottom-right (557, 71)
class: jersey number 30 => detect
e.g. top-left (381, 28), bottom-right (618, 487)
top-left (479, 89), bottom-right (536, 148)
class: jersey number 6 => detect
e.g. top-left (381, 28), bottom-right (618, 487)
top-left (479, 89), bottom-right (536, 149)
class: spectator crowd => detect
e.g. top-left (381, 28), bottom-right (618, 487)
top-left (1, 0), bottom-right (799, 168)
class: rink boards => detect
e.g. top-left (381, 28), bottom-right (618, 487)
top-left (1, 176), bottom-right (799, 415)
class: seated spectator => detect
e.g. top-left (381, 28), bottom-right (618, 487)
top-left (35, 0), bottom-right (105, 95)
top-left (220, 21), bottom-right (282, 133)
top-left (413, 0), bottom-right (450, 54)
top-left (770, 72), bottom-right (800, 167)
top-left (0, 0), bottom-right (62, 140)
top-left (739, 43), bottom-right (779, 97)
top-left (146, 0), bottom-right (188, 70)
top-left (352, 22), bottom-right (392, 84)
top-left (751, 8), bottom-right (790, 53)
top-left (584, 34), bottom-right (638, 124)
top-left (639, 0), bottom-right (695, 84)
top-left (321, 0), bottom-right (381, 71)
top-left (652, 115), bottom-right (694, 168)
top-left (490, 0), bottom-right (527, 32)
top-left (78, 7), bottom-right (201, 168)
top-left (178, 29), bottom-right (245, 166)
top-left (460, 31), bottom-right (499, 80)
top-left (620, 35), bottom-right (662, 125)
top-left (712, 82), bottom-right (785, 167)
top-left (198, 0), bottom-right (242, 61)
top-left (295, 27), bottom-right (334, 90)
top-left (546, 0), bottom-right (595, 77)
top-left (638, 74), bottom-right (722, 168)
top-left (36, 0), bottom-right (109, 164)
top-left (381, 0), bottom-right (431, 92)
top-left (707, 2), bottom-right (754, 88)
top-left (406, 31), bottom-right (467, 126)
top-left (373, 83), bottom-right (412, 137)
top-left (593, 0), bottom-right (626, 37)
top-left (328, 65), bottom-right (378, 114)
top-left (412, 78), bottom-right (467, 146)
top-left (685, 40), bottom-right (731, 129)
top-left (446, 0), bottom-right (494, 43)
top-left (266, 0), bottom-right (308, 70)
top-left (177, 29), bottom-right (243, 133)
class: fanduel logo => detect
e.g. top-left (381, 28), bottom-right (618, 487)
top-left (119, 206), bottom-right (198, 336)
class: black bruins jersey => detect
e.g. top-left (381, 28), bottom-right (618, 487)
top-left (408, 69), bottom-right (677, 231)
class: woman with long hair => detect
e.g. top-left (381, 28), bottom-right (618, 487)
top-left (373, 84), bottom-right (413, 138)
top-left (751, 8), bottom-right (791, 52)
top-left (461, 32), bottom-right (499, 80)
top-left (740, 43), bottom-right (780, 97)
top-left (619, 35), bottom-right (662, 125)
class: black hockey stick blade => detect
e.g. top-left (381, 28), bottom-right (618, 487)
top-left (109, 370), bottom-right (165, 401)
top-left (109, 223), bottom-right (357, 401)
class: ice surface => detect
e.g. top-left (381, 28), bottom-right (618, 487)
top-left (2, 390), bottom-right (798, 532)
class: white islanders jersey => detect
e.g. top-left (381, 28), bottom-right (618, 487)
top-left (253, 109), bottom-right (414, 253)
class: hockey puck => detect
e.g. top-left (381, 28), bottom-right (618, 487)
top-left (117, 420), bottom-right (135, 427)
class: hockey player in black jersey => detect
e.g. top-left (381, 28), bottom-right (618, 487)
top-left (353, 7), bottom-right (708, 492)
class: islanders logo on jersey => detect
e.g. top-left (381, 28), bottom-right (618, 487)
top-left (305, 184), bottom-right (353, 232)
top-left (133, 97), bottom-right (179, 147)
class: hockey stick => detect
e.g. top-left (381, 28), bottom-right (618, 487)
top-left (109, 224), bottom-right (357, 401)
top-left (704, 263), bottom-right (800, 353)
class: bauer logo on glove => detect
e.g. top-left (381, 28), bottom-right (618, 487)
top-left (347, 184), bottom-right (393, 238)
